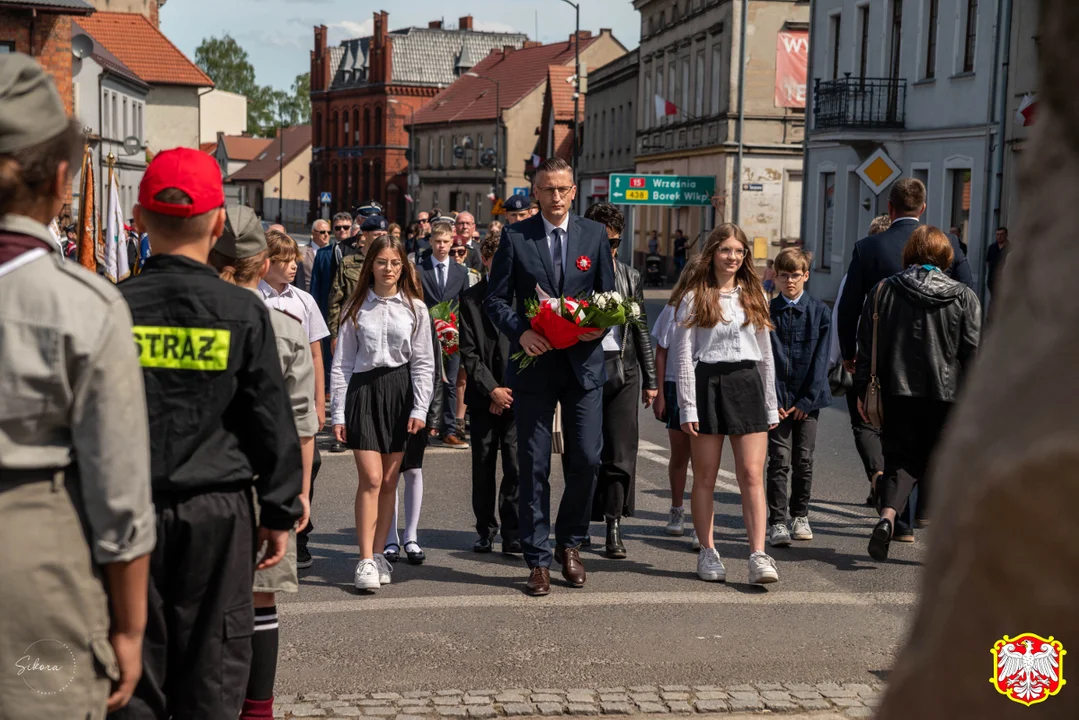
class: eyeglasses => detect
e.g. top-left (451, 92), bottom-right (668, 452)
top-left (777, 272), bottom-right (805, 282)
top-left (418, 217), bottom-right (430, 223)
top-left (536, 186), bottom-right (574, 198)
top-left (373, 259), bottom-right (404, 270)
top-left (316, 229), bottom-right (331, 235)
top-left (450, 249), bottom-right (468, 257)
top-left (334, 225), bottom-right (351, 232)
top-left (716, 248), bottom-right (747, 258)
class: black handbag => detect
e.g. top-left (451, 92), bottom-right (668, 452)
top-left (828, 362), bottom-right (852, 397)
top-left (604, 324), bottom-right (629, 392)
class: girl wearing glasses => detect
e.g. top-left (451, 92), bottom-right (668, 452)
top-left (671, 223), bottom-right (781, 586)
top-left (331, 235), bottom-right (436, 591)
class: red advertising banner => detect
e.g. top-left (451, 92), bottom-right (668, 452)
top-left (775, 30), bottom-right (809, 108)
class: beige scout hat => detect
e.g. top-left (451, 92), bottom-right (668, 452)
top-left (0, 53), bottom-right (70, 154)
top-left (216, 205), bottom-right (268, 259)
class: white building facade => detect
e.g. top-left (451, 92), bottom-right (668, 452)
top-left (802, 0), bottom-right (1012, 302)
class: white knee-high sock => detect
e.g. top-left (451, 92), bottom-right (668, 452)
top-left (402, 469), bottom-right (423, 544)
top-left (387, 491), bottom-right (400, 549)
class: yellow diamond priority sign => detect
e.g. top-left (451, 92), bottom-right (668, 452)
top-left (856, 148), bottom-right (902, 196)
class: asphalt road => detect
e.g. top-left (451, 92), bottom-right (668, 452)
top-left (276, 296), bottom-right (923, 695)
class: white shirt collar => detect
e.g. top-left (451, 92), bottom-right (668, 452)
top-left (431, 255), bottom-right (450, 270)
top-left (892, 216), bottom-right (920, 224)
top-left (541, 214), bottom-right (570, 236)
top-left (258, 279), bottom-right (294, 299)
top-left (366, 289), bottom-right (405, 304)
top-left (785, 291), bottom-right (804, 306)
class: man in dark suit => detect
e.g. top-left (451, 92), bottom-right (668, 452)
top-left (417, 222), bottom-right (471, 448)
top-left (583, 203), bottom-right (658, 560)
top-left (484, 157), bottom-right (616, 596)
top-left (837, 177), bottom-right (973, 365)
top-left (460, 233), bottom-right (520, 556)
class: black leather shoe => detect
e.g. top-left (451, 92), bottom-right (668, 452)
top-left (526, 566), bottom-right (551, 596)
top-left (605, 519), bottom-right (627, 559)
top-left (404, 541), bottom-right (425, 565)
top-left (580, 535), bottom-right (592, 547)
top-left (383, 544), bottom-right (400, 563)
top-left (868, 519), bottom-right (893, 561)
top-left (554, 545), bottom-right (586, 587)
top-left (330, 441), bottom-right (347, 454)
top-left (473, 536), bottom-right (494, 553)
top-left (502, 538), bottom-right (523, 555)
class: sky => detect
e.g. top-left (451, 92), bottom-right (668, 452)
top-left (162, 0), bottom-right (642, 92)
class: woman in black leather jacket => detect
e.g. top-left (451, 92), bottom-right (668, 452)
top-left (854, 226), bottom-right (981, 560)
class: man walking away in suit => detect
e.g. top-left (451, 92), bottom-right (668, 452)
top-left (583, 203), bottom-right (659, 559)
top-left (460, 233), bottom-right (521, 556)
top-left (484, 157), bottom-right (616, 596)
top-left (418, 222), bottom-right (470, 448)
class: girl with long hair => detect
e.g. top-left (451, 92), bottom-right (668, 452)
top-left (330, 235), bottom-right (436, 591)
top-left (671, 223), bottom-right (781, 585)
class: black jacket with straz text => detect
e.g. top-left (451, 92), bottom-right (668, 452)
top-left (118, 254), bottom-right (303, 530)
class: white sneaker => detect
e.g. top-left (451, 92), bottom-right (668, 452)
top-left (748, 551), bottom-right (779, 584)
top-left (354, 559), bottom-right (380, 590)
top-left (696, 547), bottom-right (727, 582)
top-left (665, 506), bottom-right (686, 536)
top-left (374, 553), bottom-right (393, 585)
top-left (790, 516), bottom-right (813, 541)
top-left (768, 522), bottom-right (792, 548)
top-left (690, 531), bottom-right (701, 551)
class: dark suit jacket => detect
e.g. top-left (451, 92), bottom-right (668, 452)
top-left (613, 261), bottom-right (658, 391)
top-left (837, 217), bottom-right (973, 361)
top-left (418, 254), bottom-right (469, 309)
top-left (460, 277), bottom-right (511, 407)
top-left (484, 212), bottom-right (616, 391)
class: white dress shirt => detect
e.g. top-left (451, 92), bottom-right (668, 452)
top-left (649, 304), bottom-right (679, 383)
top-left (430, 255), bottom-right (451, 292)
top-left (330, 290), bottom-right (435, 426)
top-left (671, 288), bottom-right (779, 425)
top-left (540, 214), bottom-right (570, 271)
top-left (258, 280), bottom-right (330, 344)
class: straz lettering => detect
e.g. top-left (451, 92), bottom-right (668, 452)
top-left (131, 326), bottom-right (231, 370)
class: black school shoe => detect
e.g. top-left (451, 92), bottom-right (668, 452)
top-left (868, 519), bottom-right (893, 561)
top-left (383, 543), bottom-right (401, 563)
top-left (296, 544), bottom-right (313, 569)
top-left (404, 541), bottom-right (425, 564)
top-left (474, 536), bottom-right (494, 553)
top-left (502, 538), bottom-right (523, 555)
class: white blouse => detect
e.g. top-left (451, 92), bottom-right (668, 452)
top-left (671, 288), bottom-right (779, 426)
top-left (330, 290), bottom-right (435, 426)
top-left (649, 304), bottom-right (679, 383)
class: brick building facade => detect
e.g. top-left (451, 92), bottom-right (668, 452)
top-left (309, 11), bottom-right (526, 225)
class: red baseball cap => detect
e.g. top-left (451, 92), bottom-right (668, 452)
top-left (138, 147), bottom-right (224, 217)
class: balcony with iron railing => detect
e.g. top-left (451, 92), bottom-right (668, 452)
top-left (812, 75), bottom-right (906, 132)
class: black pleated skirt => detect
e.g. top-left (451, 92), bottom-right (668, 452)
top-left (344, 365), bottom-right (413, 454)
top-left (694, 360), bottom-right (770, 436)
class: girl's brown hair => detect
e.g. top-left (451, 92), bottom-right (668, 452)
top-left (902, 225), bottom-right (954, 270)
top-left (341, 234), bottom-right (424, 325)
top-left (208, 248), bottom-right (269, 285)
top-left (264, 229), bottom-right (299, 263)
top-left (670, 223), bottom-right (772, 330)
top-left (0, 119), bottom-right (83, 217)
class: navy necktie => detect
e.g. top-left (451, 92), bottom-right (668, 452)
top-left (551, 228), bottom-right (564, 293)
top-left (437, 262), bottom-right (446, 295)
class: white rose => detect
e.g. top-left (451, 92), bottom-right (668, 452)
top-left (629, 301), bottom-right (640, 317)
top-left (610, 291), bottom-right (624, 304)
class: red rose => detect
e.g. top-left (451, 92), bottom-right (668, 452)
top-left (576, 255), bottom-right (591, 271)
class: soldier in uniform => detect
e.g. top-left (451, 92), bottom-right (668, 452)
top-left (0, 54), bottom-right (156, 718)
top-left (328, 214), bottom-right (388, 341)
top-left (115, 148), bottom-right (303, 720)
top-left (503, 194), bottom-right (532, 226)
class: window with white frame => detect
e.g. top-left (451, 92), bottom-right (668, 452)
top-left (830, 13), bottom-right (843, 80)
top-left (924, 0), bottom-right (939, 79)
top-left (888, 0), bottom-right (903, 81)
top-left (694, 49), bottom-right (705, 117)
top-left (949, 169), bottom-right (972, 246)
top-left (680, 56), bottom-right (690, 120)
top-left (820, 172), bottom-right (836, 269)
top-left (667, 62), bottom-right (676, 122)
top-left (962, 0), bottom-right (978, 72)
top-left (655, 59), bottom-right (664, 124)
top-left (857, 5), bottom-right (870, 79)
top-left (710, 44), bottom-right (722, 115)
top-left (643, 67), bottom-right (652, 128)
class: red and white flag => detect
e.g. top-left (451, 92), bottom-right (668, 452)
top-left (1016, 93), bottom-right (1037, 127)
top-left (405, 194), bottom-right (414, 204)
top-left (655, 94), bottom-right (678, 118)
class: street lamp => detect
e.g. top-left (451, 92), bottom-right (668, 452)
top-left (276, 98), bottom-right (291, 225)
top-left (558, 0), bottom-right (581, 210)
top-left (464, 72), bottom-right (503, 201)
top-left (388, 98), bottom-right (417, 221)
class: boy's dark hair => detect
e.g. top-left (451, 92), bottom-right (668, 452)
top-left (774, 247), bottom-right (812, 274)
top-left (583, 202), bottom-right (625, 235)
top-left (889, 178), bottom-right (927, 215)
top-left (0, 119), bottom-right (83, 216)
top-left (138, 188), bottom-right (218, 240)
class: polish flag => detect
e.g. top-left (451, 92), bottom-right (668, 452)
top-left (1016, 93), bottom-right (1037, 127)
top-left (405, 194), bottom-right (414, 204)
top-left (655, 94), bottom-right (678, 118)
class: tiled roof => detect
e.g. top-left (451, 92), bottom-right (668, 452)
top-left (331, 26), bottom-right (527, 90)
top-left (546, 65), bottom-right (577, 122)
top-left (72, 20), bottom-right (149, 91)
top-left (412, 37), bottom-right (598, 126)
top-left (200, 142), bottom-right (217, 154)
top-left (221, 135), bottom-right (273, 162)
top-left (77, 12), bottom-right (213, 87)
top-left (0, 0), bottom-right (94, 11)
top-left (226, 125), bottom-right (311, 183)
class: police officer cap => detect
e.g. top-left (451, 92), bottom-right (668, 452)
top-left (361, 215), bottom-right (389, 232)
top-left (504, 194), bottom-right (529, 212)
top-left (355, 201), bottom-right (384, 218)
top-left (0, 53), bottom-right (71, 154)
top-left (216, 205), bottom-right (267, 259)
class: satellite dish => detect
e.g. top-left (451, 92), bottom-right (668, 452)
top-left (122, 136), bottom-right (142, 156)
top-left (71, 34), bottom-right (93, 60)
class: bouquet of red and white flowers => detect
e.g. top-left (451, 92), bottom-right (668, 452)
top-left (430, 300), bottom-right (460, 356)
top-left (511, 293), bottom-right (599, 369)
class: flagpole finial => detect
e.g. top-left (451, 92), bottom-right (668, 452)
top-left (106, 152), bottom-right (116, 167)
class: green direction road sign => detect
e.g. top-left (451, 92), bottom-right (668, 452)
top-left (608, 173), bottom-right (716, 206)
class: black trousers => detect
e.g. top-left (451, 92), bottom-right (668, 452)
top-left (846, 390), bottom-right (884, 481)
top-left (470, 404), bottom-right (520, 541)
top-left (878, 396), bottom-right (952, 522)
top-left (765, 411), bottom-right (819, 524)
top-left (111, 489), bottom-right (256, 720)
top-left (592, 362), bottom-right (640, 521)
top-left (296, 443), bottom-right (321, 549)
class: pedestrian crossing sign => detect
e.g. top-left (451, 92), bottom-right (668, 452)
top-left (319, 192), bottom-right (332, 204)
top-left (856, 148), bottom-right (902, 196)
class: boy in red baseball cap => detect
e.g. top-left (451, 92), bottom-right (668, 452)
top-left (113, 148), bottom-right (303, 720)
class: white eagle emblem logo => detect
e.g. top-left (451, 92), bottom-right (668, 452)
top-left (991, 634), bottom-right (1067, 706)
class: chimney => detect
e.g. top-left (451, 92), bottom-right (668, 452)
top-left (459, 15), bottom-right (473, 31)
top-left (523, 40), bottom-right (543, 48)
top-left (429, 20), bottom-right (443, 29)
top-left (503, 45), bottom-right (515, 55)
